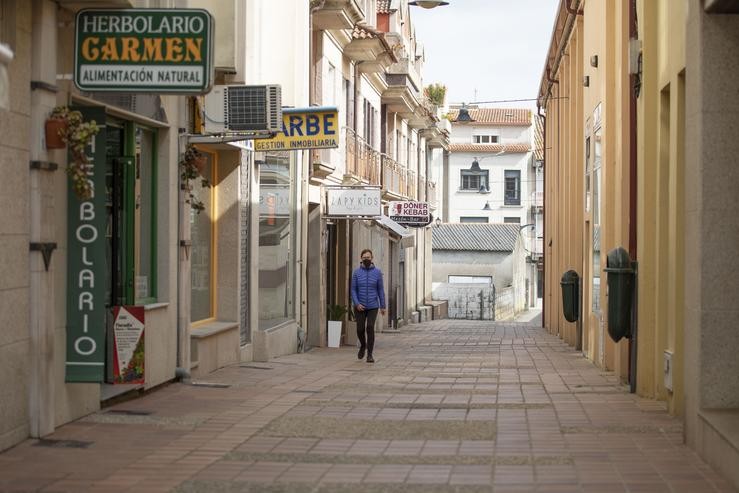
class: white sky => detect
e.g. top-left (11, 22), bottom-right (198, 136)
top-left (411, 0), bottom-right (560, 109)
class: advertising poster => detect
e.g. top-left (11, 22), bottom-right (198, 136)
top-left (112, 306), bottom-right (145, 384)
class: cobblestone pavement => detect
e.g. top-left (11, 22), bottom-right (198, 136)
top-left (0, 316), bottom-right (736, 493)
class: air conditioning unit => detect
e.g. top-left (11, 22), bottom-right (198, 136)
top-left (203, 84), bottom-right (282, 135)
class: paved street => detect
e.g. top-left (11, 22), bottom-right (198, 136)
top-left (0, 315), bottom-right (734, 493)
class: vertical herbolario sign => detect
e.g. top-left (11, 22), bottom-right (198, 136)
top-left (74, 9), bottom-right (214, 93)
top-left (66, 107), bottom-right (107, 382)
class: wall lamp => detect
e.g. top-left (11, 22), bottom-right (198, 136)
top-left (435, 217), bottom-right (442, 228)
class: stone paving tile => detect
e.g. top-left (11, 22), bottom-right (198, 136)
top-left (0, 316), bottom-right (736, 493)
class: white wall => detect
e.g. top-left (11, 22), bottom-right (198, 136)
top-left (448, 151), bottom-right (531, 224)
top-left (242, 0), bottom-right (309, 107)
top-left (451, 124), bottom-right (530, 145)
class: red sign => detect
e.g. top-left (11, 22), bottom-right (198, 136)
top-left (112, 306), bottom-right (145, 384)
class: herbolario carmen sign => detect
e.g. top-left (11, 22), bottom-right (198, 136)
top-left (389, 200), bottom-right (432, 227)
top-left (74, 9), bottom-right (214, 93)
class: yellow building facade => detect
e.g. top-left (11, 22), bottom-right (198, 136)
top-left (540, 1), bottom-right (739, 488)
top-left (539, 0), bottom-right (687, 405)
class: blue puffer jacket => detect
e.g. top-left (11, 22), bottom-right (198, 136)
top-left (351, 263), bottom-right (386, 310)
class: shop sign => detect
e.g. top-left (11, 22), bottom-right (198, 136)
top-left (389, 200), bottom-right (431, 226)
top-left (255, 107), bottom-right (339, 151)
top-left (326, 188), bottom-right (381, 217)
top-left (112, 306), bottom-right (145, 384)
top-left (66, 106), bottom-right (107, 382)
top-left (74, 9), bottom-right (214, 93)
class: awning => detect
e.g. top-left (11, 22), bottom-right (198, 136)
top-left (375, 215), bottom-right (415, 248)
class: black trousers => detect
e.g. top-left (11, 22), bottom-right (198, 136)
top-left (354, 308), bottom-right (378, 355)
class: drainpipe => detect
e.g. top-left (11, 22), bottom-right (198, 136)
top-left (538, 104), bottom-right (546, 330)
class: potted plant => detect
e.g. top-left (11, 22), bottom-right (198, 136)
top-left (180, 144), bottom-right (211, 213)
top-left (326, 304), bottom-right (348, 348)
top-left (46, 106), bottom-right (101, 199)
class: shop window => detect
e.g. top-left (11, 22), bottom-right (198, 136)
top-left (258, 151), bottom-right (295, 330)
top-left (105, 121), bottom-right (158, 307)
top-left (190, 149), bottom-right (216, 323)
top-left (504, 170), bottom-right (521, 205)
top-left (592, 127), bottom-right (602, 313)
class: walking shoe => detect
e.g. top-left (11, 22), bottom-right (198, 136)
top-left (366, 355), bottom-right (374, 363)
top-left (358, 347), bottom-right (365, 360)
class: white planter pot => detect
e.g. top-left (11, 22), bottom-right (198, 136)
top-left (327, 320), bottom-right (342, 348)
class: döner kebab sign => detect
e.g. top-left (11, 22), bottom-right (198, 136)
top-left (74, 9), bottom-right (214, 93)
top-left (389, 201), bottom-right (432, 227)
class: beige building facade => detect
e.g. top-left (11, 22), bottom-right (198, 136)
top-left (539, 0), bottom-right (739, 488)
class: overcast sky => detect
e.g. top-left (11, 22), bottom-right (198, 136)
top-left (411, 0), bottom-right (560, 109)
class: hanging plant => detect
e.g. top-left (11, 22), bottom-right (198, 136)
top-left (47, 106), bottom-right (101, 200)
top-left (180, 144), bottom-right (211, 213)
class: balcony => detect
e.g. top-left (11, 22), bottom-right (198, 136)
top-left (381, 155), bottom-right (405, 200)
top-left (418, 175), bottom-right (427, 202)
top-left (383, 73), bottom-right (421, 118)
top-left (530, 191), bottom-right (544, 213)
top-left (406, 169), bottom-right (417, 200)
top-left (387, 57), bottom-right (423, 92)
top-left (312, 0), bottom-right (365, 30)
top-left (345, 127), bottom-right (381, 185)
top-left (427, 181), bottom-right (438, 209)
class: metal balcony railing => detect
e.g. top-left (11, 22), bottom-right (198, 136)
top-left (381, 154), bottom-right (404, 197)
top-left (427, 181), bottom-right (437, 207)
top-left (406, 169), bottom-right (417, 200)
top-left (345, 127), bottom-right (381, 185)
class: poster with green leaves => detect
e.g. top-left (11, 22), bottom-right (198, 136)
top-left (112, 306), bottom-right (145, 384)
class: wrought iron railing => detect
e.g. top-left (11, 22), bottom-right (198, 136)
top-left (345, 127), bottom-right (381, 185)
top-left (381, 154), bottom-right (404, 197)
top-left (427, 180), bottom-right (437, 207)
top-left (406, 169), bottom-right (417, 200)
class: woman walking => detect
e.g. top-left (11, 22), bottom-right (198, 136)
top-left (350, 249), bottom-right (386, 363)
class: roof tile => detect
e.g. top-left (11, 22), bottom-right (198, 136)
top-left (432, 223), bottom-right (520, 252)
top-left (448, 108), bottom-right (531, 125)
top-left (448, 143), bottom-right (530, 153)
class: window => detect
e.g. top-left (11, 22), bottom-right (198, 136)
top-left (504, 217), bottom-right (521, 224)
top-left (134, 127), bottom-right (156, 304)
top-left (592, 127), bottom-right (602, 312)
top-left (190, 149), bottom-right (215, 322)
top-left (105, 121), bottom-right (158, 307)
top-left (363, 99), bottom-right (376, 146)
top-left (504, 170), bottom-right (521, 205)
top-left (449, 275), bottom-right (492, 285)
top-left (460, 216), bottom-right (489, 223)
top-left (258, 151), bottom-right (296, 330)
top-left (473, 135), bottom-right (499, 144)
top-left (460, 169), bottom-right (489, 191)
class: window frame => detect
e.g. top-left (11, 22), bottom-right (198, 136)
top-left (460, 169), bottom-right (489, 191)
top-left (190, 147), bottom-right (218, 325)
top-left (504, 169), bottom-right (521, 205)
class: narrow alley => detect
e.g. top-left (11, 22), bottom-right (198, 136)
top-left (0, 316), bottom-right (733, 493)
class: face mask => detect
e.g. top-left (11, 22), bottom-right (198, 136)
top-left (362, 259), bottom-right (372, 268)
